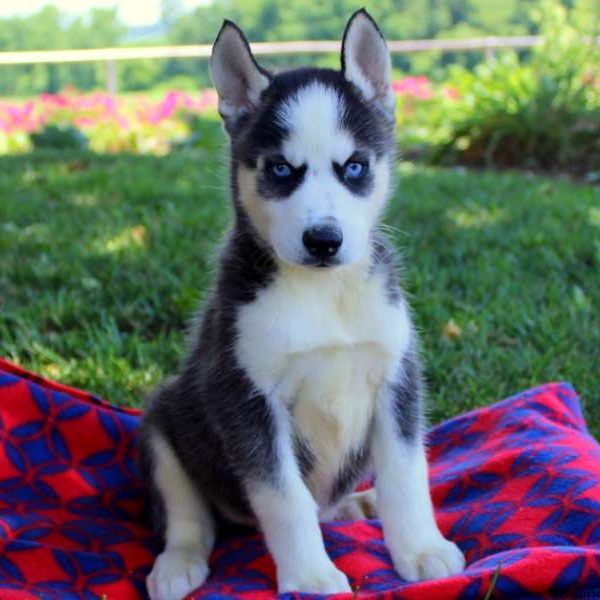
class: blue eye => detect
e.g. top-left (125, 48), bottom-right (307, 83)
top-left (344, 161), bottom-right (367, 179)
top-left (272, 162), bottom-right (292, 178)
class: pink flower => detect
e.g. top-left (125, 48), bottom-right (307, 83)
top-left (52, 94), bottom-right (69, 107)
top-left (392, 76), bottom-right (433, 100)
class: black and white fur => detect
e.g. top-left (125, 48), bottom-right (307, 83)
top-left (139, 10), bottom-right (465, 599)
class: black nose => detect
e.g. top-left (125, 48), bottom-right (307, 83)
top-left (302, 224), bottom-right (343, 259)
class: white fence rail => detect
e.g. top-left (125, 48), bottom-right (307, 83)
top-left (0, 36), bottom-right (597, 95)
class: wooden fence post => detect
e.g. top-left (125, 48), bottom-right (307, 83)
top-left (105, 59), bottom-right (117, 95)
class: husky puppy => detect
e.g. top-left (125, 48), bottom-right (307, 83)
top-left (139, 9), bottom-right (465, 599)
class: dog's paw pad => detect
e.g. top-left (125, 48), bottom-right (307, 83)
top-left (278, 563), bottom-right (351, 594)
top-left (393, 538), bottom-right (465, 582)
top-left (147, 548), bottom-right (209, 600)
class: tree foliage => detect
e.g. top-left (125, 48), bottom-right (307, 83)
top-left (0, 0), bottom-right (597, 94)
top-left (0, 7), bottom-right (124, 95)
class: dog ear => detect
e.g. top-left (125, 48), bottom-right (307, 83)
top-left (341, 9), bottom-right (394, 116)
top-left (211, 21), bottom-right (270, 133)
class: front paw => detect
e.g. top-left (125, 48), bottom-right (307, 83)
top-left (147, 548), bottom-right (209, 600)
top-left (390, 535), bottom-right (465, 582)
top-left (278, 561), bottom-right (351, 595)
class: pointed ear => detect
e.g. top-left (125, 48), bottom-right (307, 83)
top-left (341, 9), bottom-right (394, 115)
top-left (210, 21), bottom-right (270, 133)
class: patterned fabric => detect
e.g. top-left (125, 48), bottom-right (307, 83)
top-left (0, 357), bottom-right (599, 599)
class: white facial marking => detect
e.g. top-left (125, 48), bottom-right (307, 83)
top-left (236, 82), bottom-right (391, 268)
top-left (277, 83), bottom-right (354, 167)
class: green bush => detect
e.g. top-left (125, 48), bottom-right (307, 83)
top-left (30, 124), bottom-right (88, 151)
top-left (432, 2), bottom-right (600, 174)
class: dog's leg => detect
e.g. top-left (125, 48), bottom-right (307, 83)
top-left (372, 354), bottom-right (465, 582)
top-left (245, 401), bottom-right (351, 595)
top-left (146, 430), bottom-right (215, 600)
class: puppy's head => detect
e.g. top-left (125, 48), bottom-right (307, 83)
top-left (211, 10), bottom-right (396, 269)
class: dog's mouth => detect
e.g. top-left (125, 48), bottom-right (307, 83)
top-left (301, 257), bottom-right (341, 269)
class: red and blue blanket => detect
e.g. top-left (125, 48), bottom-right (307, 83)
top-left (0, 356), bottom-right (599, 599)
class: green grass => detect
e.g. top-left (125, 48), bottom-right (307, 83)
top-left (1, 149), bottom-right (598, 436)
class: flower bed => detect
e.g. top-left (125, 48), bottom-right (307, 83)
top-left (0, 77), bottom-right (458, 155)
top-left (0, 88), bottom-right (219, 154)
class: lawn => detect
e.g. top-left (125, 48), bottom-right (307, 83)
top-left (1, 148), bottom-right (598, 436)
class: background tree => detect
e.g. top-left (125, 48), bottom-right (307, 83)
top-left (0, 0), bottom-right (595, 95)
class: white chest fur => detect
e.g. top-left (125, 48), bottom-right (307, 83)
top-left (235, 262), bottom-right (411, 507)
